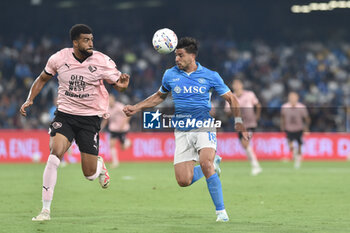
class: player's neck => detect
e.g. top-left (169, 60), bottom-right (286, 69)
top-left (183, 62), bottom-right (197, 73)
top-left (73, 49), bottom-right (91, 63)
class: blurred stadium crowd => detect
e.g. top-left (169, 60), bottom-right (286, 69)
top-left (0, 35), bottom-right (349, 131)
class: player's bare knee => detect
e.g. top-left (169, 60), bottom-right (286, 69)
top-left (177, 178), bottom-right (191, 187)
top-left (200, 161), bottom-right (213, 176)
top-left (175, 174), bottom-right (192, 187)
top-left (200, 160), bottom-right (213, 170)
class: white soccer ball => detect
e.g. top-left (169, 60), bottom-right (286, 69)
top-left (152, 28), bottom-right (178, 54)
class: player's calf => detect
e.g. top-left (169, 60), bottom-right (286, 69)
top-left (84, 166), bottom-right (100, 181)
top-left (83, 167), bottom-right (97, 178)
top-left (83, 156), bottom-right (110, 189)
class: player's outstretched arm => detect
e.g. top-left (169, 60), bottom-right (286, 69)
top-left (113, 73), bottom-right (130, 92)
top-left (20, 71), bottom-right (52, 116)
top-left (123, 91), bottom-right (167, 117)
top-left (222, 92), bottom-right (250, 140)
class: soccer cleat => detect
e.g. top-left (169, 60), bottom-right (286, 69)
top-left (213, 155), bottom-right (222, 177)
top-left (98, 156), bottom-right (110, 189)
top-left (216, 210), bottom-right (229, 222)
top-left (251, 166), bottom-right (262, 176)
top-left (32, 209), bottom-right (50, 221)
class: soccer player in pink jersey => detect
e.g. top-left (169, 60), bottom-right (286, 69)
top-left (225, 79), bottom-right (262, 175)
top-left (19, 24), bottom-right (130, 221)
top-left (281, 92), bottom-right (310, 169)
top-left (101, 95), bottom-right (131, 168)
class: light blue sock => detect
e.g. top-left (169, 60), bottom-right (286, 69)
top-left (191, 165), bottom-right (204, 184)
top-left (206, 173), bottom-right (225, 211)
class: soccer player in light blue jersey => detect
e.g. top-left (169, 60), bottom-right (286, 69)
top-left (124, 37), bottom-right (249, 222)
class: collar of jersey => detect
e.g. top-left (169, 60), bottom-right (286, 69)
top-left (175, 62), bottom-right (203, 75)
top-left (72, 52), bottom-right (92, 64)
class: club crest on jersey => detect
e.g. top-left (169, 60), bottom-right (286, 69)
top-left (198, 78), bottom-right (206, 84)
top-left (88, 65), bottom-right (97, 73)
top-left (52, 122), bottom-right (62, 129)
top-left (174, 86), bottom-right (182, 94)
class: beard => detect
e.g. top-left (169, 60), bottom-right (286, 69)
top-left (176, 62), bottom-right (185, 69)
top-left (78, 47), bottom-right (93, 57)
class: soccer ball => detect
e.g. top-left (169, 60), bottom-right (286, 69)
top-left (152, 28), bottom-right (178, 54)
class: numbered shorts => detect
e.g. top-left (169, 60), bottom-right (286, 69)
top-left (174, 129), bottom-right (217, 165)
top-left (49, 110), bottom-right (102, 155)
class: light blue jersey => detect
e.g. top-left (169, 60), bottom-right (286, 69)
top-left (159, 62), bottom-right (230, 130)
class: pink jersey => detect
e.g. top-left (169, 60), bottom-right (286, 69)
top-left (45, 48), bottom-right (121, 117)
top-left (225, 90), bottom-right (259, 128)
top-left (281, 102), bottom-right (308, 132)
top-left (108, 101), bottom-right (130, 132)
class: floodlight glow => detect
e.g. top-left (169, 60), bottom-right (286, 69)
top-left (301, 6), bottom-right (311, 13)
top-left (291, 5), bottom-right (301, 13)
top-left (309, 3), bottom-right (319, 10)
top-left (291, 0), bottom-right (350, 13)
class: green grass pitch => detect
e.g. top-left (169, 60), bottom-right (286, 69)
top-left (0, 161), bottom-right (349, 233)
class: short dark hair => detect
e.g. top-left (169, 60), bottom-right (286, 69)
top-left (69, 24), bottom-right (93, 41)
top-left (176, 37), bottom-right (199, 56)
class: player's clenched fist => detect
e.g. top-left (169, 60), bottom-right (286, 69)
top-left (20, 100), bottom-right (33, 116)
top-left (123, 105), bottom-right (137, 117)
top-left (117, 73), bottom-right (130, 89)
top-left (120, 73), bottom-right (130, 83)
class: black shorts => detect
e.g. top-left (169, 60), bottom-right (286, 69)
top-left (286, 131), bottom-right (303, 144)
top-left (238, 128), bottom-right (255, 140)
top-left (110, 131), bottom-right (127, 144)
top-left (49, 111), bottom-right (102, 155)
